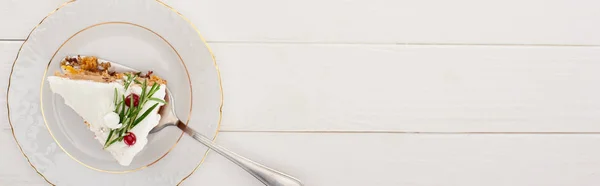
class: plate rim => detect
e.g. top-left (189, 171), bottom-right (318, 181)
top-left (5, 0), bottom-right (223, 185)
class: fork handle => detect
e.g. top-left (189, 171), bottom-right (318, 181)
top-left (176, 121), bottom-right (303, 186)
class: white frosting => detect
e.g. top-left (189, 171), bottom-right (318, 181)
top-left (47, 76), bottom-right (166, 166)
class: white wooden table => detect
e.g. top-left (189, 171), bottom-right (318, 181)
top-left (3, 0), bottom-right (600, 185)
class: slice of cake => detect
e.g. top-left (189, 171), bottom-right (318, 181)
top-left (47, 56), bottom-right (167, 166)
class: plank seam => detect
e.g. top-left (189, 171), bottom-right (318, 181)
top-left (2, 39), bottom-right (600, 47)
top-left (219, 130), bottom-right (600, 134)
top-left (206, 41), bottom-right (600, 47)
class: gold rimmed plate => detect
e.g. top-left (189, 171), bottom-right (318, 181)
top-left (7, 0), bottom-right (222, 185)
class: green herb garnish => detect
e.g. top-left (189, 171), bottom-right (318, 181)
top-left (133, 103), bottom-right (159, 127)
top-left (148, 97), bottom-right (166, 104)
top-left (103, 73), bottom-right (165, 148)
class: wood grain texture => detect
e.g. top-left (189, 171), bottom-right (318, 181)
top-left (5, 131), bottom-right (600, 186)
top-left (3, 0), bottom-right (600, 185)
top-left (4, 41), bottom-right (600, 185)
top-left (5, 41), bottom-right (600, 132)
top-left (2, 0), bottom-right (600, 44)
top-left (214, 43), bottom-right (600, 132)
top-left (185, 132), bottom-right (600, 186)
top-left (164, 0), bottom-right (600, 45)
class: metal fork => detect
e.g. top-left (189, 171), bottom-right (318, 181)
top-left (150, 89), bottom-right (303, 186)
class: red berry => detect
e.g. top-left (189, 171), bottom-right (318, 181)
top-left (125, 94), bottom-right (140, 107)
top-left (123, 132), bottom-right (136, 146)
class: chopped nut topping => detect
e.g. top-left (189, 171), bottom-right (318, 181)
top-left (56, 55), bottom-right (166, 85)
top-left (80, 56), bottom-right (98, 71)
top-left (99, 62), bottom-right (111, 71)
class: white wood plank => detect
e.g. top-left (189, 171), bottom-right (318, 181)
top-left (214, 43), bottom-right (600, 132)
top-left (5, 41), bottom-right (600, 132)
top-left (3, 0), bottom-right (600, 45)
top-left (184, 132), bottom-right (600, 186)
top-left (4, 131), bottom-right (600, 186)
top-left (166, 0), bottom-right (600, 45)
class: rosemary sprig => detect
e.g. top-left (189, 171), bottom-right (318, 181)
top-left (120, 95), bottom-right (126, 119)
top-left (105, 136), bottom-right (123, 148)
top-left (113, 88), bottom-right (118, 106)
top-left (138, 80), bottom-right (148, 112)
top-left (133, 103), bottom-right (159, 127)
top-left (148, 97), bottom-right (166, 104)
top-left (105, 129), bottom-right (114, 146)
top-left (123, 73), bottom-right (137, 90)
top-left (104, 74), bottom-right (165, 148)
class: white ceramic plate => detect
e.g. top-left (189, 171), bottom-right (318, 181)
top-left (7, 0), bottom-right (222, 185)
